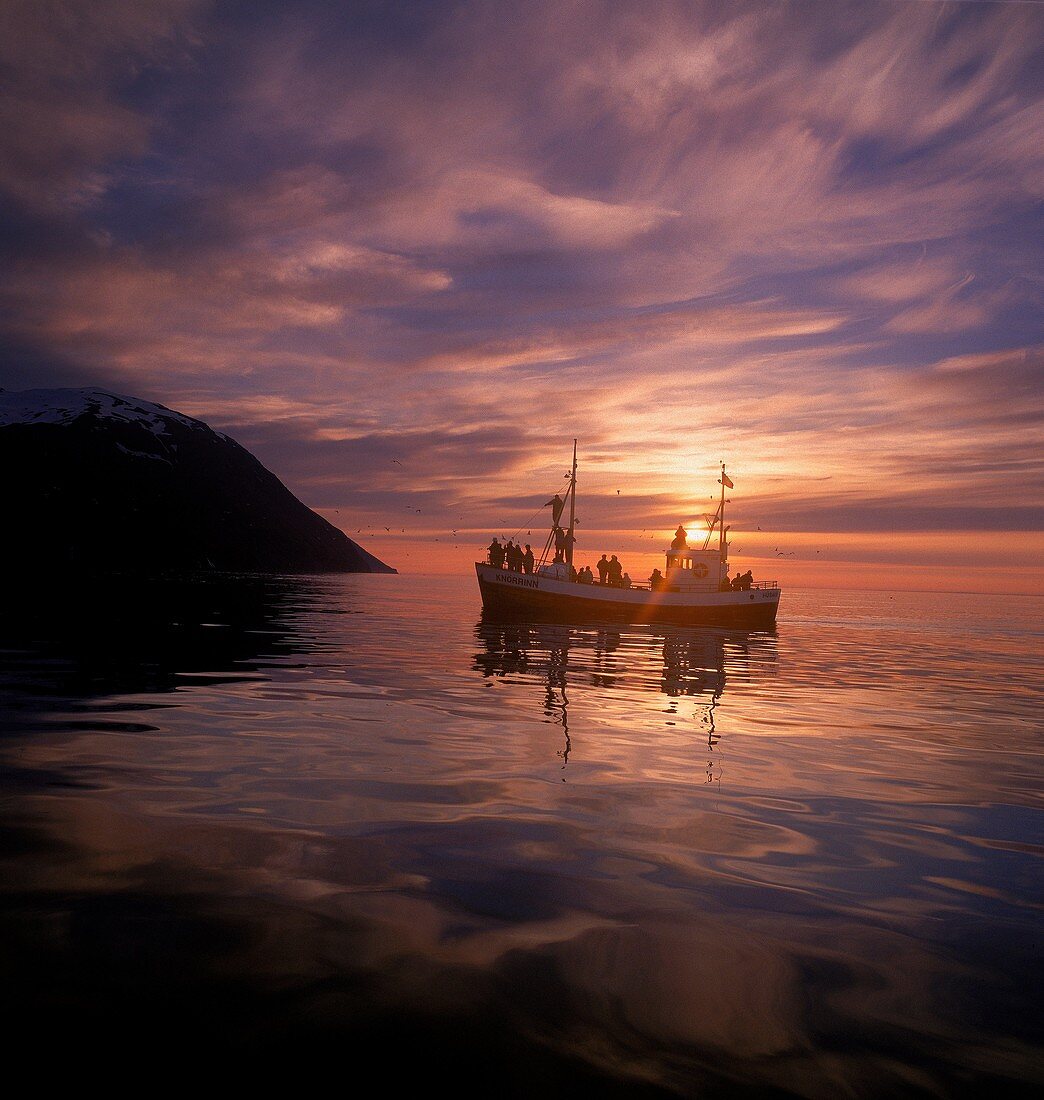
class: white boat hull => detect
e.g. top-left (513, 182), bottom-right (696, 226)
top-left (476, 563), bottom-right (780, 628)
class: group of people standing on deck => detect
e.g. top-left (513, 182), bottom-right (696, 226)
top-left (486, 537), bottom-right (633, 588)
top-left (487, 538), bottom-right (535, 574)
top-left (579, 554), bottom-right (631, 588)
top-left (487, 516), bottom-right (761, 594)
top-left (647, 567), bottom-right (755, 591)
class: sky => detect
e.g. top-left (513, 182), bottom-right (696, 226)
top-left (1, 0), bottom-right (1041, 591)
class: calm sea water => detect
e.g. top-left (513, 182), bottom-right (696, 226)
top-left (1, 573), bottom-right (1041, 1095)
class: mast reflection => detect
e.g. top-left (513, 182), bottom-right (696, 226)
top-left (473, 614), bottom-right (777, 772)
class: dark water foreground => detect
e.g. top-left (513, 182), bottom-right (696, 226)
top-left (1, 574), bottom-right (1040, 1096)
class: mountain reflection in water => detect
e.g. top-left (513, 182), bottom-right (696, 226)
top-left (0, 574), bottom-right (1040, 1096)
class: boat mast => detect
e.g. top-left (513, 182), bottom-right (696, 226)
top-left (719, 462), bottom-right (727, 561)
top-left (700, 464), bottom-right (728, 553)
top-left (566, 439), bottom-right (577, 566)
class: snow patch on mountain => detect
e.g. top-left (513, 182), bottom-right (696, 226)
top-left (0, 388), bottom-right (208, 437)
top-left (115, 441), bottom-right (172, 464)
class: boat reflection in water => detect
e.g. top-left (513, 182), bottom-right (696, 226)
top-left (473, 611), bottom-right (777, 776)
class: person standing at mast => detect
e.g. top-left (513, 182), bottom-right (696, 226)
top-left (547, 493), bottom-right (565, 529)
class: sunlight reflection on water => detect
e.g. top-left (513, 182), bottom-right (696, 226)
top-left (1, 573), bottom-right (1041, 1095)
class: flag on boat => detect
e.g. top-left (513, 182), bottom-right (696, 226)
top-left (721, 471), bottom-right (734, 488)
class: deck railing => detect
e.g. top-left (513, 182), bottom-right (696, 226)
top-left (489, 562), bottom-right (780, 591)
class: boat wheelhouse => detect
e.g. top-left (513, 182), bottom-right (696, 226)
top-left (475, 443), bottom-right (781, 628)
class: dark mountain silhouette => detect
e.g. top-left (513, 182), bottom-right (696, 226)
top-left (0, 388), bottom-right (395, 574)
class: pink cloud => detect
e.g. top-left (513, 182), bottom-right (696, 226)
top-left (0, 0), bottom-right (202, 211)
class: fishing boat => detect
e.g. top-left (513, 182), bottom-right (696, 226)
top-left (475, 442), bottom-right (781, 628)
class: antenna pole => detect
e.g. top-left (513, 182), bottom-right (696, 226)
top-left (566, 439), bottom-right (577, 566)
top-left (719, 462), bottom-right (727, 561)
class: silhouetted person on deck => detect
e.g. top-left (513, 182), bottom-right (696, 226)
top-left (671, 525), bottom-right (688, 551)
top-left (489, 539), bottom-right (505, 568)
top-left (522, 544), bottom-right (534, 574)
top-left (608, 555), bottom-right (622, 587)
top-left (740, 569), bottom-right (753, 590)
top-left (578, 565), bottom-right (593, 584)
top-left (720, 574), bottom-right (732, 591)
top-left (505, 541), bottom-right (518, 571)
top-left (650, 568), bottom-right (664, 589)
top-left (622, 572), bottom-right (632, 588)
top-left (597, 555), bottom-right (609, 584)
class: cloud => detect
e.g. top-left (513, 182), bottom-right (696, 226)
top-left (0, 0), bottom-right (1041, 569)
top-left (0, 0), bottom-right (202, 213)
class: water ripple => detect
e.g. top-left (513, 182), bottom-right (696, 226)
top-left (1, 574), bottom-right (1041, 1093)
